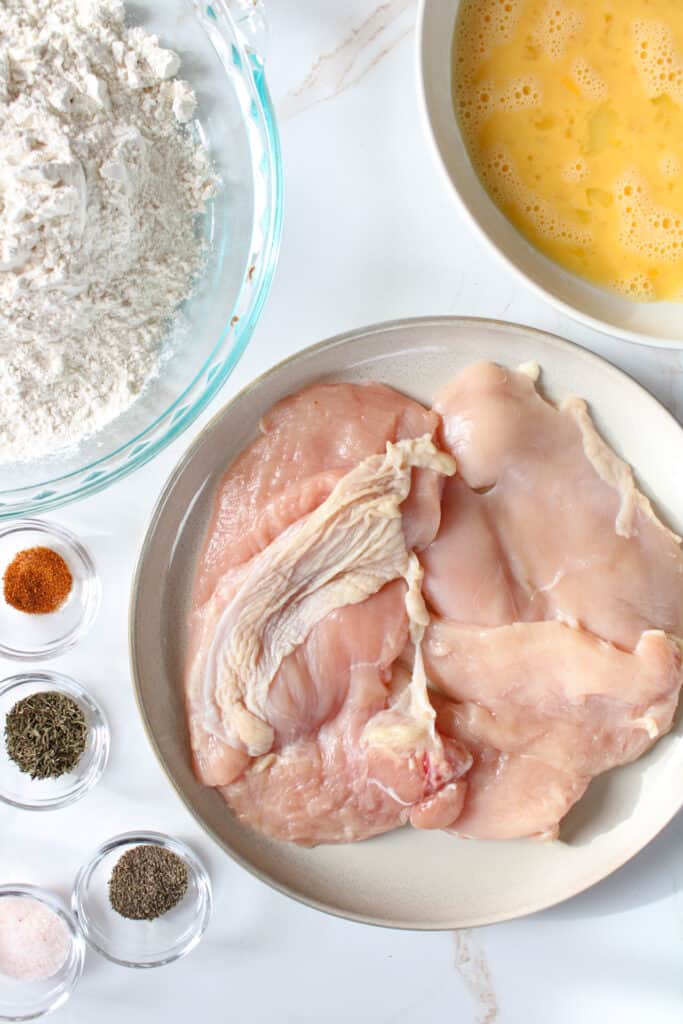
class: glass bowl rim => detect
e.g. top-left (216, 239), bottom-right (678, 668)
top-left (0, 671), bottom-right (110, 811)
top-left (0, 0), bottom-right (283, 520)
top-left (0, 883), bottom-right (85, 1023)
top-left (0, 519), bottom-right (100, 662)
top-left (71, 830), bottom-right (212, 969)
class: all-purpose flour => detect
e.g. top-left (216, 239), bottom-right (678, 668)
top-left (0, 0), bottom-right (215, 463)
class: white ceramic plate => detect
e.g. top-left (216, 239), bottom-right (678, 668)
top-left (417, 0), bottom-right (683, 348)
top-left (130, 318), bottom-right (683, 928)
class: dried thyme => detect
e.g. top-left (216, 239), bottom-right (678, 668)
top-left (4, 691), bottom-right (88, 780)
top-left (108, 845), bottom-right (188, 921)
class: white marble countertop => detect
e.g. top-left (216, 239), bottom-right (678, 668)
top-left (4, 2), bottom-right (683, 1021)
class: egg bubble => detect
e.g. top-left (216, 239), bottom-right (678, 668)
top-left (616, 171), bottom-right (683, 263)
top-left (563, 157), bottom-right (589, 183)
top-left (632, 19), bottom-right (683, 104)
top-left (455, 0), bottom-right (524, 66)
top-left (611, 272), bottom-right (656, 300)
top-left (534, 2), bottom-right (583, 61)
top-left (571, 59), bottom-right (608, 101)
top-left (660, 154), bottom-right (681, 178)
top-left (482, 148), bottom-right (592, 246)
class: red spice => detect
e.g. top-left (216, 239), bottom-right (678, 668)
top-left (3, 547), bottom-right (73, 615)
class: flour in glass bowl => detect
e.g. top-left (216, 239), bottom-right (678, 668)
top-left (0, 0), bottom-right (216, 463)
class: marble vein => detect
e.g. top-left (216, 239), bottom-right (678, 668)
top-left (279, 0), bottom-right (416, 120)
top-left (453, 930), bottom-right (499, 1024)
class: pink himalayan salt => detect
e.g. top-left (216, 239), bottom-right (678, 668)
top-left (0, 897), bottom-right (70, 981)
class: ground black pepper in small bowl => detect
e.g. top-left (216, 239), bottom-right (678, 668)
top-left (73, 831), bottom-right (211, 967)
top-left (108, 846), bottom-right (189, 921)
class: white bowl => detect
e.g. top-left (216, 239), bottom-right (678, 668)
top-left (130, 317), bottom-right (683, 928)
top-left (417, 0), bottom-right (683, 348)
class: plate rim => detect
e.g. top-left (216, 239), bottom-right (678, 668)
top-left (129, 315), bottom-right (683, 929)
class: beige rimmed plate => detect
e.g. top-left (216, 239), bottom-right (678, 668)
top-left (130, 317), bottom-right (683, 929)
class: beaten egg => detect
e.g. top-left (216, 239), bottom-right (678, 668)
top-left (453, 0), bottom-right (683, 301)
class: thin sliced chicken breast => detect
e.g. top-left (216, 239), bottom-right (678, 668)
top-left (432, 362), bottom-right (683, 648)
top-left (424, 620), bottom-right (681, 776)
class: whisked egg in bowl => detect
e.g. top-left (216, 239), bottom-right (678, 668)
top-left (418, 0), bottom-right (683, 346)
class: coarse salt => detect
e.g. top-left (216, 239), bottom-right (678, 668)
top-left (0, 897), bottom-right (70, 981)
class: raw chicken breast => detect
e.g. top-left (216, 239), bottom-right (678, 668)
top-left (421, 476), bottom-right (527, 626)
top-left (431, 362), bottom-right (683, 647)
top-left (434, 693), bottom-right (590, 841)
top-left (224, 585), bottom-right (472, 845)
top-left (187, 434), bottom-right (453, 765)
top-left (424, 621), bottom-right (681, 776)
top-left (186, 386), bottom-right (463, 843)
top-left (422, 621), bottom-right (682, 838)
top-left (451, 753), bottom-right (587, 842)
top-left (418, 362), bottom-right (683, 839)
top-left (187, 383), bottom-right (444, 789)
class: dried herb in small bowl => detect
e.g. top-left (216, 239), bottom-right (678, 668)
top-left (4, 691), bottom-right (88, 780)
top-left (109, 845), bottom-right (188, 921)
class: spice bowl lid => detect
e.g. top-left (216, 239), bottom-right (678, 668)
top-left (72, 831), bottom-right (212, 969)
top-left (0, 520), bottom-right (100, 661)
top-left (0, 885), bottom-right (85, 1022)
top-left (0, 673), bottom-right (109, 812)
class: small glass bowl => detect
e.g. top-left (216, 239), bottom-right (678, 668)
top-left (0, 521), bottom-right (100, 661)
top-left (0, 673), bottom-right (109, 811)
top-left (0, 885), bottom-right (85, 1021)
top-left (72, 832), bottom-right (212, 968)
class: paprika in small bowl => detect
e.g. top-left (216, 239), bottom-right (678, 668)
top-left (0, 520), bottom-right (100, 661)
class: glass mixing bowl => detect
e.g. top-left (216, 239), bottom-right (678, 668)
top-left (0, 0), bottom-right (282, 519)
